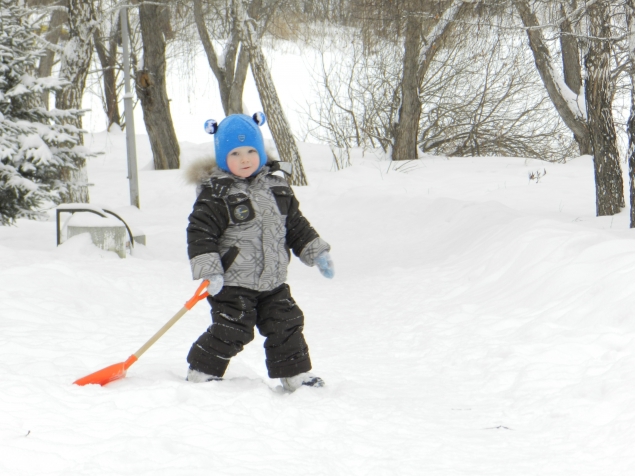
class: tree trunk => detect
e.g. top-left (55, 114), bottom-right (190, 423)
top-left (136, 0), bottom-right (180, 170)
top-left (626, 0), bottom-right (635, 227)
top-left (193, 0), bottom-right (250, 116)
top-left (248, 43), bottom-right (308, 185)
top-left (238, 2), bottom-right (308, 186)
top-left (558, 1), bottom-right (591, 154)
top-left (515, 0), bottom-right (591, 155)
top-left (93, 19), bottom-right (121, 130)
top-left (392, 0), bottom-right (465, 161)
top-left (585, 0), bottom-right (624, 216)
top-left (55, 0), bottom-right (94, 203)
top-left (228, 48), bottom-right (250, 114)
top-left (628, 82), bottom-right (635, 226)
top-left (392, 14), bottom-right (422, 161)
top-left (37, 5), bottom-right (67, 109)
top-left (56, 0), bottom-right (93, 127)
top-left (559, 3), bottom-right (582, 93)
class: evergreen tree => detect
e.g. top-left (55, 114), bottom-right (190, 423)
top-left (0, 0), bottom-right (90, 225)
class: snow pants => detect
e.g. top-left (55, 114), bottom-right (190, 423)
top-left (186, 283), bottom-right (312, 379)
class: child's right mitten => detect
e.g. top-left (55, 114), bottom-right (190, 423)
top-left (203, 274), bottom-right (224, 296)
top-left (314, 251), bottom-right (334, 279)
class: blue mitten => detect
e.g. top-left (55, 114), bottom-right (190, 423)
top-left (314, 251), bottom-right (334, 279)
top-left (203, 274), bottom-right (224, 296)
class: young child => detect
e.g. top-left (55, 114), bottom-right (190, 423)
top-left (185, 112), bottom-right (334, 392)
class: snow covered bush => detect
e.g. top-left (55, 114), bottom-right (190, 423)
top-left (0, 0), bottom-right (90, 225)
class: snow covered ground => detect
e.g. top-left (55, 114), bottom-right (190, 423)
top-left (2, 128), bottom-right (635, 475)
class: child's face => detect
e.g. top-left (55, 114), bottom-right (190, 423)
top-left (226, 146), bottom-right (260, 178)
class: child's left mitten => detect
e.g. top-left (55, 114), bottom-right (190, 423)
top-left (203, 274), bottom-right (224, 296)
top-left (315, 251), bottom-right (334, 279)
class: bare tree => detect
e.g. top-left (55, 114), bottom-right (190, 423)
top-left (514, 0), bottom-right (591, 155)
top-left (515, 0), bottom-right (626, 216)
top-left (136, 0), bottom-right (180, 170)
top-left (627, 0), bottom-right (635, 227)
top-left (333, 0), bottom-right (470, 162)
top-left (391, 8), bottom-right (422, 162)
top-left (584, 0), bottom-right (624, 215)
top-left (34, 0), bottom-right (122, 130)
top-left (392, 0), bottom-right (467, 162)
top-left (93, 5), bottom-right (121, 130)
top-left (303, 11), bottom-right (576, 162)
top-left (55, 0), bottom-right (97, 202)
top-left (55, 0), bottom-right (94, 126)
top-left (559, 0), bottom-right (583, 94)
top-left (302, 33), bottom-right (402, 154)
top-left (236, 0), bottom-right (309, 185)
top-left (35, 0), bottom-right (68, 109)
top-left (192, 0), bottom-right (251, 115)
top-left (419, 27), bottom-right (577, 160)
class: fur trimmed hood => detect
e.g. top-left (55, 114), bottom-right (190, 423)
top-left (184, 153), bottom-right (292, 188)
top-left (184, 141), bottom-right (281, 186)
top-left (183, 154), bottom-right (272, 186)
top-left (184, 154), bottom-right (219, 186)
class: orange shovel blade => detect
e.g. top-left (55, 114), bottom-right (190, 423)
top-left (73, 355), bottom-right (137, 386)
top-left (73, 281), bottom-right (209, 387)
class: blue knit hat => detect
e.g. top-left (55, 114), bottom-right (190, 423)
top-left (204, 113), bottom-right (267, 175)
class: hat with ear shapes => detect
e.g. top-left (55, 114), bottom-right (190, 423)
top-left (204, 113), bottom-right (267, 175)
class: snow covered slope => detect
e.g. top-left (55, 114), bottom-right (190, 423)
top-left (0, 131), bottom-right (633, 475)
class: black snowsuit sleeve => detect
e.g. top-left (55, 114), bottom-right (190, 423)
top-left (187, 187), bottom-right (230, 260)
top-left (285, 193), bottom-right (320, 258)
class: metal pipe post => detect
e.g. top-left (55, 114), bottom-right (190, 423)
top-left (121, 6), bottom-right (140, 208)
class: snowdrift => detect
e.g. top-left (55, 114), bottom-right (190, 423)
top-left (0, 133), bottom-right (633, 475)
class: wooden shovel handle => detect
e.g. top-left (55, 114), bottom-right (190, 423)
top-left (132, 280), bottom-right (209, 360)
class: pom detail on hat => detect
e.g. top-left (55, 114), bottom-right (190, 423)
top-left (204, 119), bottom-right (218, 135)
top-left (252, 112), bottom-right (266, 126)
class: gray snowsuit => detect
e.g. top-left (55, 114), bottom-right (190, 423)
top-left (185, 160), bottom-right (330, 378)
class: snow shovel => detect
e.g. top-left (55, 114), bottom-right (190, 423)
top-left (73, 280), bottom-right (210, 386)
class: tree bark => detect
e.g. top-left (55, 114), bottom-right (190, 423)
top-left (238, 3), bottom-right (308, 186)
top-left (56, 0), bottom-right (93, 127)
top-left (136, 0), bottom-right (180, 170)
top-left (559, 2), bottom-right (582, 93)
top-left (392, 0), bottom-right (465, 161)
top-left (628, 79), bottom-right (635, 226)
top-left (193, 0), bottom-right (250, 115)
top-left (625, 0), bottom-right (635, 226)
top-left (55, 0), bottom-right (95, 203)
top-left (585, 0), bottom-right (624, 216)
top-left (37, 4), bottom-right (67, 109)
top-left (558, 1), bottom-right (591, 154)
top-left (391, 14), bottom-right (422, 162)
top-left (515, 0), bottom-right (591, 155)
top-left (93, 18), bottom-right (121, 130)
top-left (248, 43), bottom-right (308, 185)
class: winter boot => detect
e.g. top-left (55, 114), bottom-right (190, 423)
top-left (186, 368), bottom-right (222, 383)
top-left (280, 372), bottom-right (325, 392)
